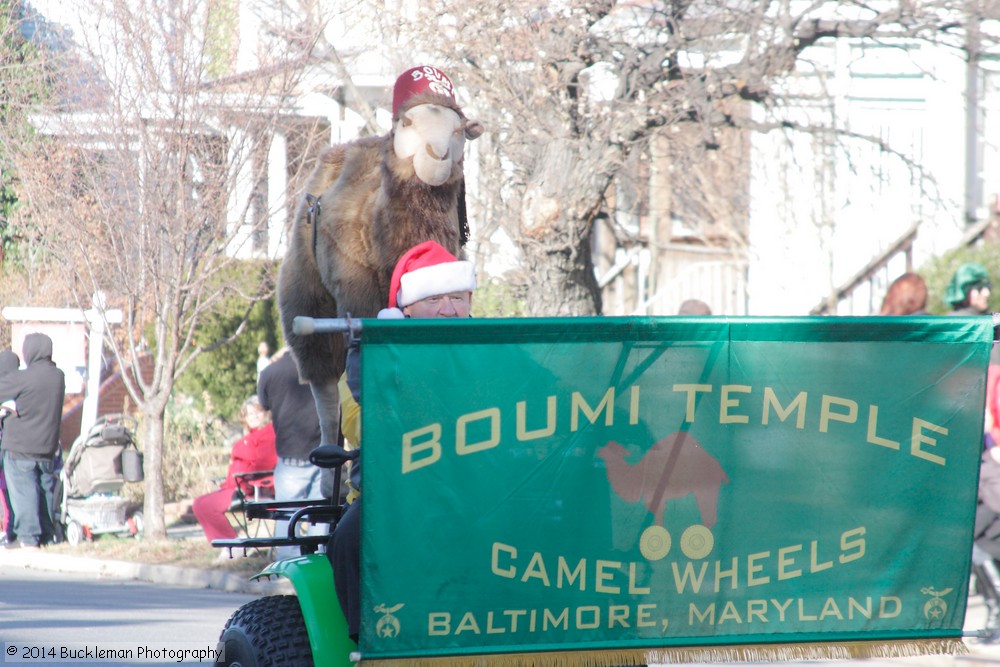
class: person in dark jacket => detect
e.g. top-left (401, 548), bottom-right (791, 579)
top-left (0, 334), bottom-right (66, 549)
top-left (0, 350), bottom-right (21, 545)
top-left (257, 347), bottom-right (325, 559)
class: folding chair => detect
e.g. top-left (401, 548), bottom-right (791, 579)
top-left (227, 471), bottom-right (275, 538)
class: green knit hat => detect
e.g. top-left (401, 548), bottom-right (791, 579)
top-left (944, 262), bottom-right (991, 306)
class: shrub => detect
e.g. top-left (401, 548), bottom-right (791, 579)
top-left (173, 261), bottom-right (282, 420)
top-left (160, 396), bottom-right (237, 503)
top-left (472, 278), bottom-right (528, 317)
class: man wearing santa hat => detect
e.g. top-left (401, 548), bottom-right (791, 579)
top-left (330, 238), bottom-right (477, 642)
top-left (381, 238), bottom-right (477, 319)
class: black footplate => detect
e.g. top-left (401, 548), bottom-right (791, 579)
top-left (213, 534), bottom-right (330, 555)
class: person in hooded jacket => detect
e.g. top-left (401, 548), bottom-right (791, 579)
top-left (0, 334), bottom-right (66, 549)
top-left (0, 350), bottom-right (20, 545)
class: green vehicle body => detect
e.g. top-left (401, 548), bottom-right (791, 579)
top-left (252, 554), bottom-right (357, 667)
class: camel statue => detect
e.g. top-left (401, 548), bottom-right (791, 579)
top-left (278, 66), bottom-right (484, 447)
top-left (597, 433), bottom-right (729, 529)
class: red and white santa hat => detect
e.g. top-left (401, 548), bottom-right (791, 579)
top-left (386, 240), bottom-right (476, 312)
top-left (392, 66), bottom-right (456, 119)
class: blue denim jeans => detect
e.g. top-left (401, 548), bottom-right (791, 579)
top-left (273, 458), bottom-right (330, 559)
top-left (2, 451), bottom-right (57, 547)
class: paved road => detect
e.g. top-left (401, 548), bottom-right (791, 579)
top-left (0, 565), bottom-right (259, 666)
top-left (3, 557), bottom-right (1000, 666)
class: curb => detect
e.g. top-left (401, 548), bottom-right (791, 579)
top-left (0, 548), bottom-right (293, 595)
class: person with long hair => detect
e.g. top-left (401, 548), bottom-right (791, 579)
top-left (879, 272), bottom-right (928, 316)
top-left (192, 396), bottom-right (276, 546)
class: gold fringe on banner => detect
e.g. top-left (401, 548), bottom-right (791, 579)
top-left (358, 638), bottom-right (969, 667)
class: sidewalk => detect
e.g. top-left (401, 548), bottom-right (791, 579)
top-left (0, 520), bottom-right (291, 596)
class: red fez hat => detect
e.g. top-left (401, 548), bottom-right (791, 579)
top-left (392, 66), bottom-right (456, 118)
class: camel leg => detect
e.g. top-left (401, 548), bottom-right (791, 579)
top-left (646, 501), bottom-right (667, 527)
top-left (310, 377), bottom-right (342, 447)
top-left (692, 487), bottom-right (720, 528)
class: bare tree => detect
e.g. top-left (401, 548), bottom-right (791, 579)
top-left (367, 0), bottom-right (1000, 316)
top-left (0, 1), bottom-right (68, 308)
top-left (1, 0), bottom-right (331, 539)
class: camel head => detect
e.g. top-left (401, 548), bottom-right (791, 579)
top-left (393, 103), bottom-right (484, 187)
top-left (596, 440), bottom-right (628, 464)
top-left (390, 66), bottom-right (484, 187)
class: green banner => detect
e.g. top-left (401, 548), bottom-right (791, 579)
top-left (359, 316), bottom-right (992, 665)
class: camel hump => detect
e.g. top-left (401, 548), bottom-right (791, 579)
top-left (647, 431), bottom-right (726, 472)
top-left (303, 144), bottom-right (348, 196)
top-left (304, 136), bottom-right (385, 201)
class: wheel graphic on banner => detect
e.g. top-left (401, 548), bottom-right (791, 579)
top-left (639, 525), bottom-right (671, 561)
top-left (680, 525), bottom-right (714, 559)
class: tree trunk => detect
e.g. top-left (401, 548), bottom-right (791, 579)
top-left (518, 136), bottom-right (605, 317)
top-left (522, 221), bottom-right (602, 316)
top-left (141, 404), bottom-right (167, 541)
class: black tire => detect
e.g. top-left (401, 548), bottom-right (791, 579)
top-left (216, 595), bottom-right (313, 666)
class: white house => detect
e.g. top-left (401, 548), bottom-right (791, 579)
top-left (23, 0), bottom-right (1000, 319)
top-left (747, 23), bottom-right (1000, 316)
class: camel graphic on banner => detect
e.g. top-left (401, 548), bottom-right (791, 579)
top-left (597, 431), bottom-right (729, 561)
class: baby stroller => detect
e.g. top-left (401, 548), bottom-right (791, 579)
top-left (58, 413), bottom-right (144, 545)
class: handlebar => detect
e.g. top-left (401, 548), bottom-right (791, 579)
top-left (293, 316), bottom-right (363, 336)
